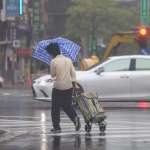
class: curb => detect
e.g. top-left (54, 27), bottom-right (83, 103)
top-left (2, 87), bottom-right (30, 90)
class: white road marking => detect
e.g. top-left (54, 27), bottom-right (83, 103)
top-left (1, 115), bottom-right (150, 140)
top-left (84, 134), bottom-right (150, 139)
top-left (133, 139), bottom-right (150, 142)
top-left (3, 93), bottom-right (11, 96)
top-left (0, 115), bottom-right (40, 119)
top-left (0, 92), bottom-right (31, 97)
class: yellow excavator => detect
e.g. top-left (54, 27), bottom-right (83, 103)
top-left (80, 31), bottom-right (142, 70)
top-left (80, 55), bottom-right (100, 70)
top-left (103, 31), bottom-right (137, 60)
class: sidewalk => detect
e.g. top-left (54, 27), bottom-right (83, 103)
top-left (2, 82), bottom-right (30, 90)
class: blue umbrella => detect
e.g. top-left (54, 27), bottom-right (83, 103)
top-left (32, 37), bottom-right (81, 65)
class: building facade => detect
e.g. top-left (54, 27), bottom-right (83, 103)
top-left (46, 0), bottom-right (71, 37)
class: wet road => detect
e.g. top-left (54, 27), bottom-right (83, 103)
top-left (0, 89), bottom-right (150, 150)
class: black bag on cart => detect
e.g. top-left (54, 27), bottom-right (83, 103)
top-left (74, 91), bottom-right (106, 132)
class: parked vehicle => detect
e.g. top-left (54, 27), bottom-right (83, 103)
top-left (32, 55), bottom-right (150, 101)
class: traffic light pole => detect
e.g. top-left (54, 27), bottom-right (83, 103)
top-left (138, 38), bottom-right (148, 55)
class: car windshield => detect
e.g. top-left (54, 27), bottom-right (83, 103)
top-left (85, 62), bottom-right (101, 71)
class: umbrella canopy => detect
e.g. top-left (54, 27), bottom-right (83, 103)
top-left (32, 37), bottom-right (81, 65)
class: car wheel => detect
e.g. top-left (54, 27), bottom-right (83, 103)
top-left (31, 86), bottom-right (37, 97)
top-left (0, 82), bottom-right (2, 88)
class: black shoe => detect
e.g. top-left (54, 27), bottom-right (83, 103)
top-left (51, 128), bottom-right (61, 133)
top-left (74, 117), bottom-right (81, 131)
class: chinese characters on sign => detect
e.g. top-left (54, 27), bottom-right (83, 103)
top-left (140, 0), bottom-right (149, 25)
top-left (6, 0), bottom-right (20, 17)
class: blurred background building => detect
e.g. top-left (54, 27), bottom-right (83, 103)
top-left (47, 0), bottom-right (70, 37)
top-left (0, 0), bottom-right (138, 87)
top-left (0, 0), bottom-right (71, 86)
top-left (0, 0), bottom-right (32, 86)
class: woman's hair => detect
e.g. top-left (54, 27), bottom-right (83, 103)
top-left (45, 43), bottom-right (60, 57)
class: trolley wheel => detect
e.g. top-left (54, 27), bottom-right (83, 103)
top-left (99, 121), bottom-right (106, 132)
top-left (85, 123), bottom-right (92, 132)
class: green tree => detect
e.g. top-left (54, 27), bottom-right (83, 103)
top-left (65, 0), bottom-right (138, 55)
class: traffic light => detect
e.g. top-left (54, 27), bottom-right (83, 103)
top-left (137, 26), bottom-right (149, 39)
top-left (137, 26), bottom-right (150, 54)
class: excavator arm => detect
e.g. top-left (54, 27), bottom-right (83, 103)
top-left (103, 31), bottom-right (137, 60)
top-left (80, 31), bottom-right (138, 70)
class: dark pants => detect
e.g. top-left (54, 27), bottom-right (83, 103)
top-left (51, 88), bottom-right (77, 129)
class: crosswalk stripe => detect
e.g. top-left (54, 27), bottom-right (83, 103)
top-left (86, 134), bottom-right (150, 139)
top-left (1, 114), bottom-right (150, 139)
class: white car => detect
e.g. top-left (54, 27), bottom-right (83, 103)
top-left (32, 55), bottom-right (150, 101)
